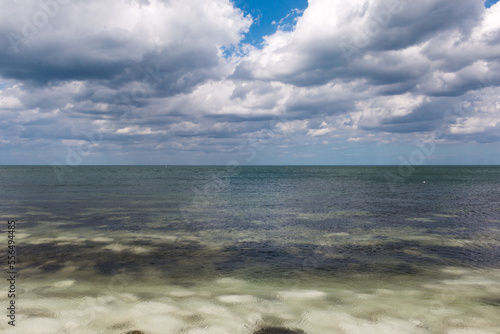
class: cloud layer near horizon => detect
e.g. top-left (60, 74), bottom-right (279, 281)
top-left (1, 0), bottom-right (499, 165)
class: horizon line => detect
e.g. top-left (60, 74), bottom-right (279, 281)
top-left (1, 164), bottom-right (500, 167)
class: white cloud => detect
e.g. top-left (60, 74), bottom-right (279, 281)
top-left (115, 126), bottom-right (167, 135)
top-left (274, 120), bottom-right (308, 135)
top-left (448, 86), bottom-right (500, 137)
top-left (1, 0), bottom-right (500, 164)
top-left (0, 88), bottom-right (22, 109)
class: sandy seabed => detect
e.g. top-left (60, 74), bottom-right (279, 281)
top-left (2, 266), bottom-right (500, 334)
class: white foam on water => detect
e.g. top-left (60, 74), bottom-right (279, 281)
top-left (278, 290), bottom-right (327, 301)
top-left (325, 232), bottom-right (350, 237)
top-left (442, 276), bottom-right (500, 288)
top-left (188, 326), bottom-right (234, 334)
top-left (3, 317), bottom-right (62, 334)
top-left (218, 295), bottom-right (258, 304)
top-left (303, 310), bottom-right (353, 332)
top-left (170, 290), bottom-right (196, 297)
top-left (52, 280), bottom-right (76, 288)
top-left (15, 232), bottom-right (31, 239)
top-left (4, 262), bottom-right (500, 334)
top-left (406, 217), bottom-right (436, 222)
top-left (192, 301), bottom-right (236, 318)
top-left (449, 330), bottom-right (499, 334)
top-left (1, 285), bottom-right (499, 334)
top-left (115, 293), bottom-right (140, 302)
top-left (25, 234), bottom-right (87, 245)
top-left (127, 233), bottom-right (180, 243)
top-left (127, 314), bottom-right (184, 333)
top-left (340, 316), bottom-right (428, 334)
top-left (133, 301), bottom-right (179, 314)
top-left (91, 237), bottom-right (114, 243)
top-left (441, 267), bottom-right (469, 275)
top-left (432, 213), bottom-right (459, 218)
top-left (101, 243), bottom-right (153, 254)
top-left (215, 277), bottom-right (248, 287)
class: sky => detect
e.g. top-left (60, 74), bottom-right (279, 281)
top-left (0, 0), bottom-right (499, 166)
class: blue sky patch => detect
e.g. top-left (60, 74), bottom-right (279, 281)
top-left (485, 0), bottom-right (499, 8)
top-left (234, 0), bottom-right (308, 46)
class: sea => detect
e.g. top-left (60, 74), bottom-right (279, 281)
top-left (1, 165), bottom-right (499, 334)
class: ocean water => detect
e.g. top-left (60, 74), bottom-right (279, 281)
top-left (1, 166), bottom-right (499, 334)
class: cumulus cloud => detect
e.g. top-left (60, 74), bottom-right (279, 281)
top-left (0, 0), bottom-right (251, 90)
top-left (232, 0), bottom-right (500, 141)
top-left (0, 0), bottom-right (499, 165)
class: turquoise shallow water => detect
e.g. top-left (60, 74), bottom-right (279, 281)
top-left (1, 166), bottom-right (500, 333)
